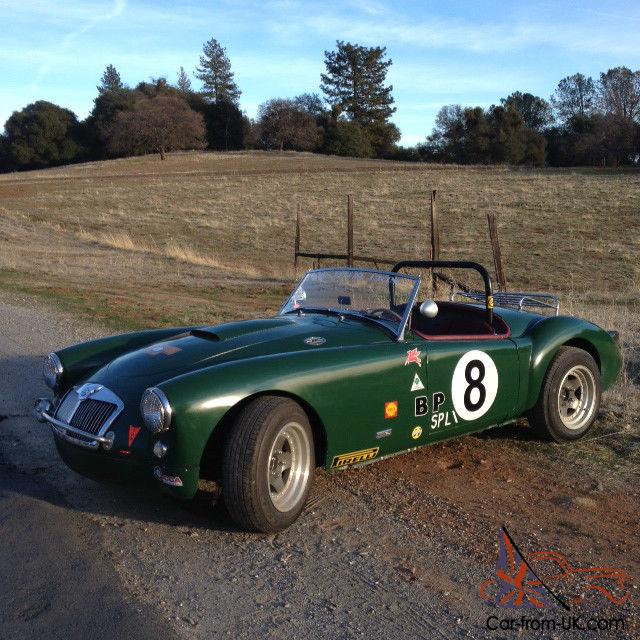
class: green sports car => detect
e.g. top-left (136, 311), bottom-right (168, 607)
top-left (34, 261), bottom-right (621, 532)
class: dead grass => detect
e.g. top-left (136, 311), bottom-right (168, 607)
top-left (77, 230), bottom-right (142, 252)
top-left (1, 152), bottom-right (638, 300)
top-left (73, 229), bottom-right (261, 278)
top-left (1, 150), bottom-right (637, 310)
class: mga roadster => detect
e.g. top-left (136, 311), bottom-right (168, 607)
top-left (34, 261), bottom-right (621, 532)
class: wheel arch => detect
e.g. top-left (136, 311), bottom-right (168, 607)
top-left (523, 316), bottom-right (620, 410)
top-left (199, 390), bottom-right (328, 481)
top-left (562, 337), bottom-right (601, 371)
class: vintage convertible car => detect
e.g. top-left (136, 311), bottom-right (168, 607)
top-left (34, 261), bottom-right (621, 532)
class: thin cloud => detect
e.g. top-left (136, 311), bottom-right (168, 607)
top-left (345, 0), bottom-right (386, 16)
top-left (30, 0), bottom-right (127, 93)
top-left (281, 10), bottom-right (640, 57)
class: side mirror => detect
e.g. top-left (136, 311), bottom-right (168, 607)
top-left (419, 300), bottom-right (439, 319)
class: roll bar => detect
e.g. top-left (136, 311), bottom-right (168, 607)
top-left (392, 260), bottom-right (494, 326)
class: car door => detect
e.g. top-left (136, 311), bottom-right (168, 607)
top-left (402, 336), bottom-right (520, 441)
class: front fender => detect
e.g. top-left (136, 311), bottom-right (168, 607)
top-left (157, 344), bottom-right (397, 472)
top-left (522, 315), bottom-right (621, 410)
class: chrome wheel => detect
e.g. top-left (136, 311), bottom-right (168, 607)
top-left (267, 421), bottom-right (311, 512)
top-left (557, 365), bottom-right (597, 430)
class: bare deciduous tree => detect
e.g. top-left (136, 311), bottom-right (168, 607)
top-left (257, 99), bottom-right (322, 152)
top-left (109, 96), bottom-right (205, 160)
top-left (598, 66), bottom-right (640, 121)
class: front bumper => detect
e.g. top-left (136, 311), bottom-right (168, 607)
top-left (37, 397), bottom-right (199, 499)
top-left (52, 430), bottom-right (199, 498)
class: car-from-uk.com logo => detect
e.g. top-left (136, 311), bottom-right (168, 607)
top-left (479, 528), bottom-right (632, 634)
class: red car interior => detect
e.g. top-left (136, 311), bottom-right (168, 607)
top-left (410, 302), bottom-right (511, 341)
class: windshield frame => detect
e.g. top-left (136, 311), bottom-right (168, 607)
top-left (279, 267), bottom-right (421, 341)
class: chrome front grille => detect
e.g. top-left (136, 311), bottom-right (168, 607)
top-left (56, 392), bottom-right (78, 423)
top-left (68, 399), bottom-right (117, 435)
top-left (54, 384), bottom-right (123, 443)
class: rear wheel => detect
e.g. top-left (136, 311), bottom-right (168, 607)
top-left (527, 346), bottom-right (601, 442)
top-left (222, 396), bottom-right (314, 532)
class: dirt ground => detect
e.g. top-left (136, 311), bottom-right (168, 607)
top-left (0, 292), bottom-right (637, 639)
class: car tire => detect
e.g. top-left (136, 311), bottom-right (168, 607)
top-left (222, 396), bottom-right (315, 532)
top-left (527, 346), bottom-right (601, 442)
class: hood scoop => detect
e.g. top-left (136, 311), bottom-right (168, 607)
top-left (194, 317), bottom-right (296, 342)
top-left (190, 328), bottom-right (220, 341)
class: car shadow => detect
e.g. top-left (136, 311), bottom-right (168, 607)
top-left (2, 452), bottom-right (244, 533)
top-left (0, 352), bottom-right (246, 533)
top-left (475, 419), bottom-right (537, 442)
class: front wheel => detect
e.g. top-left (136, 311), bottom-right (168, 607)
top-left (527, 346), bottom-right (601, 442)
top-left (222, 396), bottom-right (314, 532)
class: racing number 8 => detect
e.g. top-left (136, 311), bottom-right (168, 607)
top-left (463, 359), bottom-right (486, 412)
top-left (451, 350), bottom-right (498, 421)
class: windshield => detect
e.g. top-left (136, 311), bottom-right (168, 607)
top-left (280, 268), bottom-right (420, 339)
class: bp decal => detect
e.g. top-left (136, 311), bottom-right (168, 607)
top-left (451, 350), bottom-right (498, 421)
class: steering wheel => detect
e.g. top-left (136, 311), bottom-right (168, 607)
top-left (367, 308), bottom-right (403, 323)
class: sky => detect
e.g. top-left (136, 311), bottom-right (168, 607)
top-left (1, 0), bottom-right (640, 145)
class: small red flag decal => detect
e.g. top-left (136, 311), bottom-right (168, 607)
top-left (128, 425), bottom-right (141, 448)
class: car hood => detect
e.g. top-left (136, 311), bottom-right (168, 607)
top-left (100, 314), bottom-right (389, 384)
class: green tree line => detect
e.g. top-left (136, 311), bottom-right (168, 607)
top-left (418, 69), bottom-right (640, 166)
top-left (1, 38), bottom-right (639, 172)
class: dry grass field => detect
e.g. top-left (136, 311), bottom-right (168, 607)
top-left (0, 150), bottom-right (638, 465)
top-left (1, 151), bottom-right (638, 323)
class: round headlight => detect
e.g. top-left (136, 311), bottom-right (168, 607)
top-left (140, 387), bottom-right (172, 433)
top-left (43, 352), bottom-right (63, 390)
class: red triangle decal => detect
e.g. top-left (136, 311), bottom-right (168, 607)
top-left (128, 425), bottom-right (141, 448)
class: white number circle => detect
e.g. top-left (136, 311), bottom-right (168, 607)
top-left (451, 350), bottom-right (499, 421)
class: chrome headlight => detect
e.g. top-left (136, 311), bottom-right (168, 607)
top-left (43, 352), bottom-right (63, 390)
top-left (140, 387), bottom-right (172, 433)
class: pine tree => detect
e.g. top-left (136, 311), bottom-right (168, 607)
top-left (321, 41), bottom-right (395, 128)
top-left (195, 38), bottom-right (241, 104)
top-left (177, 66), bottom-right (192, 94)
top-left (97, 64), bottom-right (124, 95)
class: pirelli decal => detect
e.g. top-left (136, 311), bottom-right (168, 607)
top-left (331, 447), bottom-right (379, 468)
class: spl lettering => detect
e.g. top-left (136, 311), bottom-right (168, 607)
top-left (431, 411), bottom-right (459, 430)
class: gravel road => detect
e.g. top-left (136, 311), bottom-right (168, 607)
top-left (0, 293), bottom-right (636, 639)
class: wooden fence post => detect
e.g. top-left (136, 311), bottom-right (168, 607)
top-left (347, 194), bottom-right (354, 267)
top-left (294, 203), bottom-right (301, 274)
top-left (487, 212), bottom-right (507, 292)
top-left (430, 190), bottom-right (440, 298)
